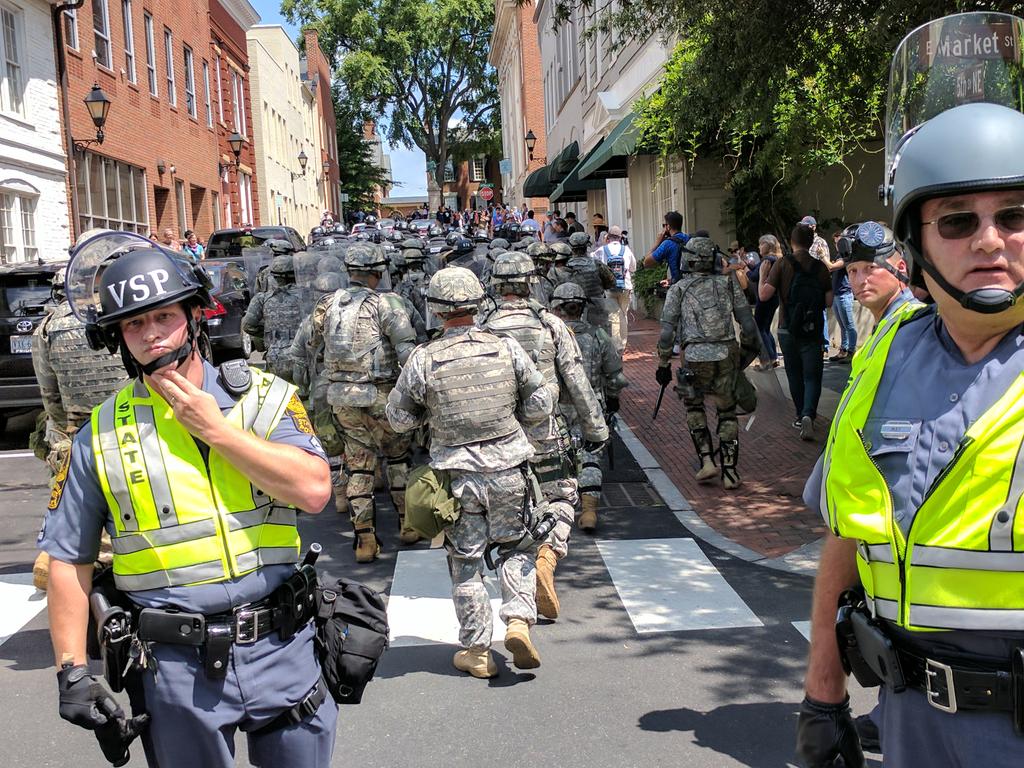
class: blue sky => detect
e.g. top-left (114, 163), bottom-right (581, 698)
top-left (250, 0), bottom-right (427, 197)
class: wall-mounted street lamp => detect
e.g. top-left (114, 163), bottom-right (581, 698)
top-left (227, 131), bottom-right (245, 166)
top-left (72, 84), bottom-right (112, 152)
top-left (290, 150), bottom-right (308, 181)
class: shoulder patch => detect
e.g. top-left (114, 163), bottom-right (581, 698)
top-left (285, 392), bottom-right (314, 435)
top-left (47, 446), bottom-right (72, 510)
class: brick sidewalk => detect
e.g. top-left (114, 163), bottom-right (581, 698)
top-left (616, 318), bottom-right (832, 558)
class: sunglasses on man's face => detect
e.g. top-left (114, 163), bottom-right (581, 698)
top-left (922, 204), bottom-right (1024, 240)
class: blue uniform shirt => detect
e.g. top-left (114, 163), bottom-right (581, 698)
top-left (650, 233), bottom-right (690, 282)
top-left (39, 360), bottom-right (327, 614)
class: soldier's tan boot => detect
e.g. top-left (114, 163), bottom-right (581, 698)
top-left (398, 518), bottom-right (422, 545)
top-left (535, 545), bottom-right (560, 620)
top-left (453, 647), bottom-right (497, 679)
top-left (354, 528), bottom-right (380, 563)
top-left (32, 551), bottom-right (49, 592)
top-left (695, 456), bottom-right (718, 483)
top-left (690, 427), bottom-right (718, 483)
top-left (578, 496), bottom-right (599, 532)
top-left (504, 618), bottom-right (541, 669)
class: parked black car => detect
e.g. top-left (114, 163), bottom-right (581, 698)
top-left (0, 261), bottom-right (64, 431)
top-left (204, 226), bottom-right (306, 260)
top-left (201, 259), bottom-right (253, 362)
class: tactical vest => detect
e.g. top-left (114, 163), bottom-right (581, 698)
top-left (43, 304), bottom-right (127, 429)
top-left (482, 302), bottom-right (558, 388)
top-left (264, 285), bottom-right (303, 362)
top-left (566, 320), bottom-right (604, 394)
top-left (823, 306), bottom-right (1024, 632)
top-left (422, 330), bottom-right (520, 447)
top-left (323, 287), bottom-right (400, 386)
top-left (398, 271), bottom-right (428, 317)
top-left (92, 370), bottom-right (300, 592)
top-left (565, 257), bottom-right (603, 299)
top-left (674, 274), bottom-right (736, 346)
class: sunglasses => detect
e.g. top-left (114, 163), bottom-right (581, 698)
top-left (922, 204), bottom-right (1024, 240)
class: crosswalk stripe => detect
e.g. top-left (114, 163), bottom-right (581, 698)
top-left (387, 548), bottom-right (507, 648)
top-left (792, 621), bottom-right (812, 641)
top-left (0, 573), bottom-right (47, 648)
top-left (596, 537), bottom-right (763, 633)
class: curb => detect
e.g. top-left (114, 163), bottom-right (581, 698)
top-left (615, 420), bottom-right (820, 577)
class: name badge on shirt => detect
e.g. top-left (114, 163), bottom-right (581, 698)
top-left (879, 420), bottom-right (915, 441)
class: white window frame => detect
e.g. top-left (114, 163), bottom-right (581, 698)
top-left (143, 12), bottom-right (157, 97)
top-left (183, 44), bottom-right (196, 118)
top-left (238, 170), bottom-right (252, 226)
top-left (214, 53), bottom-right (224, 123)
top-left (230, 70), bottom-right (246, 137)
top-left (0, 4), bottom-right (24, 116)
top-left (75, 152), bottom-right (149, 234)
top-left (202, 59), bottom-right (212, 127)
top-left (211, 190), bottom-right (220, 230)
top-left (163, 27), bottom-right (175, 106)
top-left (0, 191), bottom-right (37, 264)
top-left (92, 0), bottom-right (112, 69)
top-left (470, 157), bottom-right (486, 182)
top-left (175, 179), bottom-right (186, 234)
top-left (221, 167), bottom-right (232, 227)
top-left (443, 160), bottom-right (455, 183)
top-left (63, 8), bottom-right (78, 50)
top-left (121, 0), bottom-right (136, 83)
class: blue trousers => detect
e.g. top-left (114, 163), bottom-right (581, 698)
top-left (833, 293), bottom-right (858, 352)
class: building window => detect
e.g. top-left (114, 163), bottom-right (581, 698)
top-left (63, 8), bottom-right (78, 50)
top-left (470, 157), bottom-right (486, 182)
top-left (163, 27), bottom-right (175, 106)
top-left (75, 152), bottom-right (148, 234)
top-left (183, 45), bottom-right (196, 118)
top-left (214, 53), bottom-right (223, 123)
top-left (175, 179), bottom-right (186, 234)
top-left (238, 170), bottom-right (252, 226)
top-left (0, 5), bottom-right (24, 115)
top-left (202, 60), bottom-right (212, 127)
top-left (121, 0), bottom-right (135, 83)
top-left (443, 161), bottom-right (455, 183)
top-left (0, 192), bottom-right (37, 264)
top-left (143, 13), bottom-right (156, 96)
top-left (221, 167), bottom-right (231, 227)
top-left (230, 70), bottom-right (246, 137)
top-left (92, 0), bottom-right (111, 68)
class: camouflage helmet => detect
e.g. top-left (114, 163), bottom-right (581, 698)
top-left (519, 235), bottom-right (539, 247)
top-left (491, 251), bottom-right (537, 286)
top-left (568, 231), bottom-right (592, 252)
top-left (489, 238), bottom-right (510, 251)
top-left (344, 243), bottom-right (389, 273)
top-left (313, 272), bottom-right (343, 297)
top-left (427, 266), bottom-right (484, 313)
top-left (317, 255), bottom-right (343, 275)
top-left (550, 281), bottom-right (588, 310)
top-left (526, 242), bottom-right (554, 262)
top-left (401, 238), bottom-right (425, 252)
top-left (270, 254), bottom-right (295, 275)
top-left (549, 241), bottom-right (572, 261)
top-left (681, 236), bottom-right (719, 273)
top-left (402, 247), bottom-right (427, 264)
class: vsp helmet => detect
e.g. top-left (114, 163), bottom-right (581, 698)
top-left (568, 231), bottom-right (591, 252)
top-left (427, 266), bottom-right (484, 314)
top-left (681, 236), bottom-right (720, 273)
top-left (549, 281), bottom-right (588, 311)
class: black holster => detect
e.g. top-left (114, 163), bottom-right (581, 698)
top-left (835, 588), bottom-right (904, 691)
top-left (88, 570), bottom-right (134, 693)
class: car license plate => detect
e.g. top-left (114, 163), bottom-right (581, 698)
top-left (10, 335), bottom-right (32, 354)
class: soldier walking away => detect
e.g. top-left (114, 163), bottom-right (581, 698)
top-left (526, 241), bottom-right (557, 307)
top-left (549, 232), bottom-right (615, 333)
top-left (311, 243), bottom-right (419, 561)
top-left (386, 266), bottom-right (555, 677)
top-left (242, 253), bottom-right (303, 377)
top-left (549, 282), bottom-right (629, 530)
top-left (657, 237), bottom-right (760, 490)
top-left (40, 231), bottom-right (335, 767)
top-left (480, 252), bottom-right (608, 620)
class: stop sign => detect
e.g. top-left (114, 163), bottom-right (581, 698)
top-left (479, 186), bottom-right (494, 202)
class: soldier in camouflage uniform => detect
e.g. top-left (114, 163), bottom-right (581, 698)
top-left (395, 248), bottom-right (431, 329)
top-left (386, 266), bottom-right (554, 677)
top-left (548, 232), bottom-right (615, 334)
top-left (480, 238), bottom-right (511, 287)
top-left (527, 242), bottom-right (557, 307)
top-left (242, 254), bottom-right (303, 377)
top-left (30, 266), bottom-right (127, 590)
top-left (657, 237), bottom-right (759, 490)
top-left (550, 282), bottom-right (628, 530)
top-left (479, 251), bottom-right (608, 621)
top-left (310, 243), bottom-right (419, 561)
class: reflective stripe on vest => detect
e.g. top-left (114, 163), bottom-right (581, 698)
top-left (823, 305), bottom-right (1024, 631)
top-left (92, 368), bottom-right (299, 592)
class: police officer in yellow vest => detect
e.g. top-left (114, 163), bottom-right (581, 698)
top-left (38, 232), bottom-right (336, 766)
top-left (797, 12), bottom-right (1024, 767)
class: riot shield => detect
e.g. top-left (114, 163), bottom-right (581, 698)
top-left (241, 246), bottom-right (272, 295)
top-left (292, 250), bottom-right (321, 316)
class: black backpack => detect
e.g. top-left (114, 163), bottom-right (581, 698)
top-left (314, 577), bottom-right (389, 705)
top-left (784, 255), bottom-right (826, 338)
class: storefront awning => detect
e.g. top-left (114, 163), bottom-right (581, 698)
top-left (576, 112), bottom-right (640, 180)
top-left (522, 164), bottom-right (554, 198)
top-left (548, 141), bottom-right (580, 184)
top-left (549, 141), bottom-right (606, 203)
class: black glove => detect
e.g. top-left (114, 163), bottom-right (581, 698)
top-left (655, 365), bottom-right (672, 387)
top-left (57, 665), bottom-right (123, 730)
top-left (95, 712), bottom-right (150, 768)
top-left (795, 695), bottom-right (865, 768)
top-left (605, 395), bottom-right (620, 415)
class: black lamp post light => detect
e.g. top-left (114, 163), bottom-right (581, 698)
top-left (72, 83), bottom-right (112, 152)
top-left (290, 150), bottom-right (308, 180)
top-left (227, 131), bottom-right (245, 166)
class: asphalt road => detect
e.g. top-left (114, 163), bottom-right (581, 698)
top-left (0, 427), bottom-right (879, 767)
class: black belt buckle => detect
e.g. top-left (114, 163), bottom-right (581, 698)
top-left (234, 607), bottom-right (260, 644)
top-left (1012, 648), bottom-right (1024, 734)
top-left (924, 658), bottom-right (957, 714)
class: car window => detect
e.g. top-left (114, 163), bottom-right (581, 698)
top-left (2, 276), bottom-right (54, 316)
top-left (288, 229), bottom-right (306, 250)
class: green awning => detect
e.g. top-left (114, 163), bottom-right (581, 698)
top-left (576, 112), bottom-right (640, 180)
top-left (548, 141), bottom-right (580, 183)
top-left (522, 164), bottom-right (553, 198)
top-left (549, 141), bottom-right (606, 203)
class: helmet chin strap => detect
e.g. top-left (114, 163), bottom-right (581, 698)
top-left (905, 236), bottom-right (1023, 315)
top-left (123, 313), bottom-right (201, 378)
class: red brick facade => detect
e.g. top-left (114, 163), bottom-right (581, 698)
top-left (517, 4), bottom-right (547, 212)
top-left (440, 156), bottom-right (503, 211)
top-left (304, 29), bottom-right (339, 218)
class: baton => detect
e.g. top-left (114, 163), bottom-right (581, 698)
top-left (652, 383), bottom-right (668, 420)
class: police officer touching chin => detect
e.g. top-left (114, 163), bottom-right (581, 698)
top-left (797, 12), bottom-right (1024, 767)
top-left (41, 231), bottom-right (336, 767)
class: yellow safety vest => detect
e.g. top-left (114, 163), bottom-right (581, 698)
top-left (92, 369), bottom-right (301, 592)
top-left (823, 306), bottom-right (1024, 632)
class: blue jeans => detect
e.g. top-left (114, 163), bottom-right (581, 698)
top-left (778, 329), bottom-right (824, 420)
top-left (833, 292), bottom-right (858, 352)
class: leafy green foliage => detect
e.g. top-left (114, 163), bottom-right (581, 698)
top-left (333, 87), bottom-right (393, 212)
top-left (632, 265), bottom-right (668, 319)
top-left (283, 0), bottom-right (499, 192)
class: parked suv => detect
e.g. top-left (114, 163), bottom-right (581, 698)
top-left (0, 261), bottom-right (64, 431)
top-left (204, 226), bottom-right (306, 260)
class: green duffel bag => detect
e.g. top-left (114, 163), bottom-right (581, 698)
top-left (404, 464), bottom-right (461, 538)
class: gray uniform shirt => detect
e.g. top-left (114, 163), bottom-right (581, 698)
top-left (38, 361), bottom-right (327, 614)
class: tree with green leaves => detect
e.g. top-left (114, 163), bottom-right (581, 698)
top-left (334, 87), bottom-right (393, 214)
top-left (284, 0), bottom-right (499, 207)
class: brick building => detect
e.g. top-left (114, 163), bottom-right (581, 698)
top-left (59, 0), bottom-right (258, 241)
top-left (301, 29), bottom-right (339, 219)
top-left (437, 156), bottom-right (503, 213)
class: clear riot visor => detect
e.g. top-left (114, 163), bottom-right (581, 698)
top-left (65, 231), bottom-right (168, 324)
top-left (884, 12), bottom-right (1024, 201)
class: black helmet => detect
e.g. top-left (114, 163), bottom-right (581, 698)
top-left (837, 222), bottom-right (908, 282)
